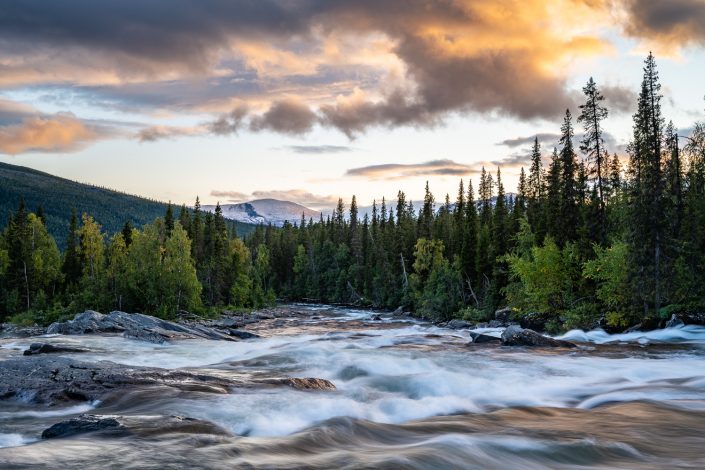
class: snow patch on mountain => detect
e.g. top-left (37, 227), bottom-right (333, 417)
top-left (202, 199), bottom-right (320, 227)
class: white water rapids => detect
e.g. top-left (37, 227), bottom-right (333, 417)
top-left (2, 305), bottom-right (705, 468)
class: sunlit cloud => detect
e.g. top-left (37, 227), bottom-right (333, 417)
top-left (346, 159), bottom-right (477, 180)
top-left (0, 114), bottom-right (104, 155)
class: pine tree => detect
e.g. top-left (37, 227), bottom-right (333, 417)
top-left (558, 109), bottom-right (579, 245)
top-left (62, 208), bottom-right (82, 287)
top-left (578, 77), bottom-right (609, 243)
top-left (165, 202), bottom-right (175, 237)
top-left (627, 52), bottom-right (667, 315)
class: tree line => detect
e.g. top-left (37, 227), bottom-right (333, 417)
top-left (1, 53), bottom-right (704, 331)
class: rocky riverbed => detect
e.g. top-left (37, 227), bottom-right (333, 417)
top-left (2, 304), bottom-right (705, 469)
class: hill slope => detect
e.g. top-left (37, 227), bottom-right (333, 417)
top-left (0, 162), bottom-right (255, 248)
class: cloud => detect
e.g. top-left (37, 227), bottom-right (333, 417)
top-left (207, 106), bottom-right (249, 135)
top-left (0, 0), bottom-right (699, 141)
top-left (0, 114), bottom-right (104, 154)
top-left (601, 85), bottom-right (638, 114)
top-left (249, 99), bottom-right (317, 135)
top-left (498, 133), bottom-right (562, 148)
top-left (620, 0), bottom-right (705, 50)
top-left (210, 190), bottom-right (249, 203)
top-left (286, 145), bottom-right (353, 154)
top-left (137, 125), bottom-right (205, 142)
top-left (346, 159), bottom-right (476, 180)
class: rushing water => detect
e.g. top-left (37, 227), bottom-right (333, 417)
top-left (2, 305), bottom-right (705, 469)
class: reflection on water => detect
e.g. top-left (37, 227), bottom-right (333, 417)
top-left (2, 305), bottom-right (705, 468)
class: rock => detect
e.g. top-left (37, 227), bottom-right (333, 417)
top-left (228, 329), bottom-right (260, 339)
top-left (665, 314), bottom-right (685, 328)
top-left (446, 319), bottom-right (472, 330)
top-left (23, 343), bottom-right (87, 356)
top-left (42, 414), bottom-right (125, 439)
top-left (41, 414), bottom-right (231, 440)
top-left (494, 307), bottom-right (512, 325)
top-left (623, 323), bottom-right (644, 333)
top-left (391, 307), bottom-right (410, 317)
top-left (518, 312), bottom-right (551, 332)
top-left (0, 323), bottom-right (46, 338)
top-left (666, 312), bottom-right (705, 327)
top-left (47, 310), bottom-right (237, 343)
top-left (371, 315), bottom-right (383, 321)
top-left (0, 356), bottom-right (239, 406)
top-left (501, 325), bottom-right (576, 348)
top-left (468, 332), bottom-right (501, 344)
top-left (259, 377), bottom-right (336, 391)
top-left (487, 320), bottom-right (504, 328)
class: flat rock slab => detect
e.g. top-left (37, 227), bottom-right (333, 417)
top-left (47, 310), bottom-right (237, 343)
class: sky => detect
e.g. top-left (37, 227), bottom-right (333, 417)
top-left (0, 0), bottom-right (704, 211)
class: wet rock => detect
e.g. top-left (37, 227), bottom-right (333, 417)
top-left (494, 307), bottom-right (512, 325)
top-left (391, 307), bottom-right (410, 317)
top-left (42, 414), bottom-right (125, 439)
top-left (468, 332), bottom-right (501, 344)
top-left (0, 356), bottom-right (238, 406)
top-left (501, 325), bottom-right (576, 348)
top-left (487, 320), bottom-right (504, 328)
top-left (0, 323), bottom-right (46, 338)
top-left (371, 315), bottom-right (383, 321)
top-left (23, 343), bottom-right (87, 356)
top-left (666, 312), bottom-right (705, 327)
top-left (228, 329), bottom-right (259, 339)
top-left (47, 310), bottom-right (236, 343)
top-left (260, 377), bottom-right (336, 391)
top-left (41, 414), bottom-right (231, 440)
top-left (446, 319), bottom-right (473, 330)
top-left (666, 314), bottom-right (685, 328)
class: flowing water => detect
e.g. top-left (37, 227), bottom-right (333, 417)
top-left (2, 304), bottom-right (705, 469)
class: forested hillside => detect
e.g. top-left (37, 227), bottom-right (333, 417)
top-left (0, 162), bottom-right (254, 247)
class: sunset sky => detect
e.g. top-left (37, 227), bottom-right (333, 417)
top-left (1, 0), bottom-right (704, 210)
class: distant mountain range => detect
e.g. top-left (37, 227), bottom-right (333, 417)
top-left (202, 199), bottom-right (320, 227)
top-left (0, 162), bottom-right (256, 248)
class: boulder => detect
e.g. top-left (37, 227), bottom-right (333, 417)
top-left (0, 323), bottom-right (46, 338)
top-left (468, 332), bottom-right (501, 344)
top-left (47, 310), bottom-right (237, 343)
top-left (42, 415), bottom-right (125, 439)
top-left (446, 319), bottom-right (473, 330)
top-left (501, 325), bottom-right (576, 348)
top-left (665, 314), bottom-right (685, 328)
top-left (518, 312), bottom-right (551, 332)
top-left (494, 307), bottom-right (512, 325)
top-left (666, 312), bottom-right (705, 328)
top-left (23, 343), bottom-right (87, 356)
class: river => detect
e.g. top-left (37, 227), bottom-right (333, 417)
top-left (2, 304), bottom-right (705, 469)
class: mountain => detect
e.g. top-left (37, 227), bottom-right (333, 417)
top-left (203, 199), bottom-right (320, 227)
top-left (0, 161), bottom-right (256, 248)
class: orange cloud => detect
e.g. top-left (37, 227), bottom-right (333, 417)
top-left (0, 114), bottom-right (101, 154)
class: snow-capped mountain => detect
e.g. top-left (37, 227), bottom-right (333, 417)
top-left (202, 199), bottom-right (320, 227)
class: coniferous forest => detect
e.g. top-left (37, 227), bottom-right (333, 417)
top-left (2, 54), bottom-right (705, 333)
